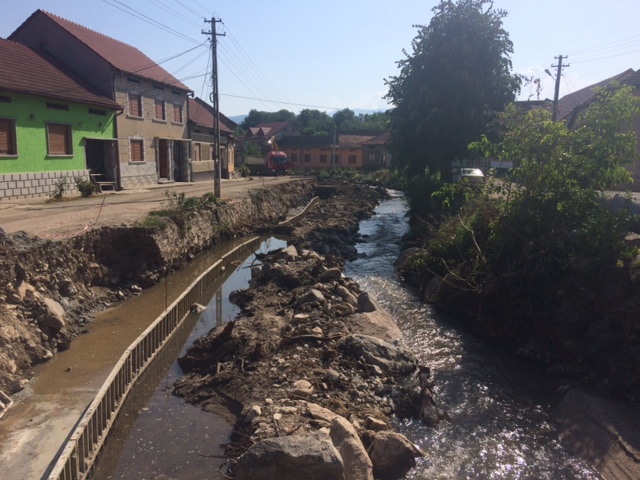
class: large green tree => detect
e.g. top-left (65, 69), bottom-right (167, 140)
top-left (385, 0), bottom-right (520, 180)
top-left (240, 109), bottom-right (296, 130)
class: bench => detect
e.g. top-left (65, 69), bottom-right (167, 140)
top-left (89, 173), bottom-right (116, 193)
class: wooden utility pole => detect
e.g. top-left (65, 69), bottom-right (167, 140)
top-left (551, 55), bottom-right (569, 122)
top-left (203, 17), bottom-right (225, 197)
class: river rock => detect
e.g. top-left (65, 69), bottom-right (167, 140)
top-left (294, 289), bottom-right (325, 309)
top-left (234, 433), bottom-right (344, 480)
top-left (319, 267), bottom-right (342, 282)
top-left (357, 292), bottom-right (377, 313)
top-left (307, 402), bottom-right (339, 426)
top-left (330, 415), bottom-right (374, 480)
top-left (40, 297), bottom-right (66, 337)
top-left (368, 431), bottom-right (419, 480)
top-left (291, 379), bottom-right (314, 398)
top-left (338, 334), bottom-right (417, 376)
top-left (336, 285), bottom-right (358, 308)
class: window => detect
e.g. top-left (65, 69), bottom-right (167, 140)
top-left (193, 143), bottom-right (201, 162)
top-left (128, 93), bottom-right (142, 117)
top-left (154, 99), bottom-right (166, 121)
top-left (172, 103), bottom-right (183, 124)
top-left (130, 139), bottom-right (144, 162)
top-left (304, 153), bottom-right (311, 163)
top-left (290, 153), bottom-right (298, 163)
top-left (89, 108), bottom-right (106, 116)
top-left (368, 153), bottom-right (376, 163)
top-left (348, 155), bottom-right (357, 164)
top-left (320, 154), bottom-right (327, 164)
top-left (0, 95), bottom-right (11, 103)
top-left (47, 123), bottom-right (72, 155)
top-left (47, 102), bottom-right (69, 111)
top-left (0, 118), bottom-right (17, 156)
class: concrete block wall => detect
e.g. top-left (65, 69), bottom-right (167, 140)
top-left (0, 170), bottom-right (89, 200)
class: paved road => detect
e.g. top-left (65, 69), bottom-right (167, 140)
top-left (0, 176), bottom-right (301, 237)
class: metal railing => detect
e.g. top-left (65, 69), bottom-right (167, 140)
top-left (47, 236), bottom-right (260, 480)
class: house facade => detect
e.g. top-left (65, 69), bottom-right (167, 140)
top-left (0, 38), bottom-right (120, 200)
top-left (10, 9), bottom-right (192, 190)
top-left (279, 131), bottom-right (387, 170)
top-left (188, 97), bottom-right (236, 181)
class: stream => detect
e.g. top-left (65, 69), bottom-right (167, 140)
top-left (36, 192), bottom-right (602, 479)
top-left (344, 190), bottom-right (600, 479)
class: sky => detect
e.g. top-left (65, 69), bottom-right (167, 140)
top-left (1, 1), bottom-right (640, 117)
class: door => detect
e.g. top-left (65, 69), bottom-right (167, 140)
top-left (158, 139), bottom-right (169, 179)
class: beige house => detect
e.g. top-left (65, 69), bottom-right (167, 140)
top-left (10, 9), bottom-right (192, 189)
top-left (188, 97), bottom-right (236, 181)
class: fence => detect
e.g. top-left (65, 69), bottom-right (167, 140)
top-left (47, 236), bottom-right (261, 480)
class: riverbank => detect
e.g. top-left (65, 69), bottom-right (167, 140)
top-left (0, 178), bottom-right (315, 397)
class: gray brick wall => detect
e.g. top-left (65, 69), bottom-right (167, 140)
top-left (0, 170), bottom-right (90, 200)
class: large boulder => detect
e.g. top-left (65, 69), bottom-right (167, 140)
top-left (368, 431), bottom-right (419, 480)
top-left (338, 334), bottom-right (417, 376)
top-left (330, 416), bottom-right (374, 480)
top-left (234, 433), bottom-right (344, 480)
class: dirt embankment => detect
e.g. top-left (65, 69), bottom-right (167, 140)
top-left (0, 179), bottom-right (315, 395)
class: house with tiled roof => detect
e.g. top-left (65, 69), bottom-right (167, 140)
top-left (188, 97), bottom-right (237, 180)
top-left (278, 131), bottom-right (387, 170)
top-left (360, 131), bottom-right (392, 168)
top-left (10, 9), bottom-right (193, 189)
top-left (556, 68), bottom-right (640, 188)
top-left (0, 38), bottom-right (120, 200)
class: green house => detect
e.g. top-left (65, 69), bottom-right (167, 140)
top-left (0, 38), bottom-right (120, 200)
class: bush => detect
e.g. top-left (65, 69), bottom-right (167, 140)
top-left (50, 177), bottom-right (68, 201)
top-left (75, 177), bottom-right (97, 197)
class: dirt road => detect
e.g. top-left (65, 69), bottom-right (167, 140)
top-left (0, 176), bottom-right (299, 237)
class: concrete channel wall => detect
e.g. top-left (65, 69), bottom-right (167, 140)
top-left (47, 237), bottom-right (261, 480)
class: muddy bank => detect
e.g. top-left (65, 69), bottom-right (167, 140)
top-left (172, 185), bottom-right (445, 479)
top-left (0, 179), bottom-right (315, 396)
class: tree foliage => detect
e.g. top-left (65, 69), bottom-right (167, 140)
top-left (385, 0), bottom-right (521, 179)
top-left (240, 109), bottom-right (296, 130)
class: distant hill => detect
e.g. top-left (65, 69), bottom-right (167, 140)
top-left (228, 114), bottom-right (247, 124)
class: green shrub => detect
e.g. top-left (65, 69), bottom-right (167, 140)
top-left (50, 177), bottom-right (68, 201)
top-left (75, 177), bottom-right (96, 197)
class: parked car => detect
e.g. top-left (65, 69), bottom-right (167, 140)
top-left (453, 168), bottom-right (485, 185)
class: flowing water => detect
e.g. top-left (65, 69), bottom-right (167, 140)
top-left (344, 190), bottom-right (600, 479)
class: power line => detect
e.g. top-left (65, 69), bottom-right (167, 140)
top-left (571, 49), bottom-right (640, 65)
top-left (100, 0), bottom-right (200, 44)
top-left (220, 93), bottom-right (341, 111)
top-left (568, 33), bottom-right (640, 58)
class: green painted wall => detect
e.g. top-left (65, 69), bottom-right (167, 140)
top-left (0, 92), bottom-right (116, 174)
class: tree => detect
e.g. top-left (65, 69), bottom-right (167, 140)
top-left (240, 109), bottom-right (296, 130)
top-left (385, 0), bottom-right (520, 180)
top-left (333, 108), bottom-right (358, 131)
top-left (297, 109), bottom-right (334, 136)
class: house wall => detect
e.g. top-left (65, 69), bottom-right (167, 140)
top-left (114, 76), bottom-right (189, 188)
top-left (10, 15), bottom-right (114, 97)
top-left (190, 128), bottom-right (235, 180)
top-left (0, 92), bottom-right (116, 199)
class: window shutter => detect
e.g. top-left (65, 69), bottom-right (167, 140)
top-left (129, 94), bottom-right (141, 117)
top-left (0, 119), bottom-right (13, 154)
top-left (131, 139), bottom-right (143, 162)
top-left (173, 104), bottom-right (183, 123)
top-left (48, 124), bottom-right (70, 155)
top-left (154, 99), bottom-right (165, 120)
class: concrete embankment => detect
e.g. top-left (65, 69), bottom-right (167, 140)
top-left (0, 179), bottom-right (316, 396)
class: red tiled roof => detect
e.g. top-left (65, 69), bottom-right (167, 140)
top-left (557, 68), bottom-right (635, 122)
top-left (13, 10), bottom-right (190, 92)
top-left (250, 122), bottom-right (293, 137)
top-left (338, 134), bottom-right (376, 148)
top-left (0, 38), bottom-right (120, 109)
top-left (360, 131), bottom-right (390, 146)
top-left (188, 97), bottom-right (232, 133)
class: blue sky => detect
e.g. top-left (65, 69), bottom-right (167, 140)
top-left (2, 1), bottom-right (640, 116)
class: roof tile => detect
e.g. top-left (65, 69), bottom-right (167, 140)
top-left (0, 38), bottom-right (120, 109)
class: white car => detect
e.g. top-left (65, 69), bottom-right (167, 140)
top-left (453, 168), bottom-right (485, 185)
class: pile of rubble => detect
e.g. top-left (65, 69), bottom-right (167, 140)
top-left (174, 245), bottom-right (448, 479)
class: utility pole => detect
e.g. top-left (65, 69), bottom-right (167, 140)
top-left (203, 17), bottom-right (225, 197)
top-left (551, 55), bottom-right (569, 122)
